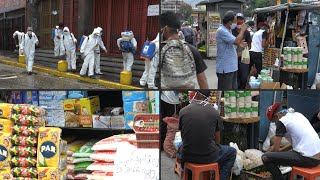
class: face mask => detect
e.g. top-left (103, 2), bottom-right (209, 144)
top-left (64, 31), bottom-right (68, 35)
top-left (236, 25), bottom-right (242, 29)
top-left (231, 23), bottom-right (237, 30)
top-left (27, 31), bottom-right (32, 35)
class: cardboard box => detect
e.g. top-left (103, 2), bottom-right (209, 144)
top-left (8, 91), bottom-right (23, 104)
top-left (64, 112), bottom-right (92, 128)
top-left (22, 91), bottom-right (39, 106)
top-left (45, 110), bottom-right (65, 127)
top-left (39, 100), bottom-right (64, 110)
top-left (67, 91), bottom-right (88, 99)
top-left (92, 115), bottom-right (125, 129)
top-left (260, 82), bottom-right (287, 89)
top-left (63, 96), bottom-right (100, 115)
top-left (122, 91), bottom-right (147, 102)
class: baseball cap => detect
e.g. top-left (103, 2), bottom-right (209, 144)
top-left (266, 102), bottom-right (281, 121)
top-left (236, 13), bottom-right (244, 19)
top-left (258, 22), bottom-right (270, 29)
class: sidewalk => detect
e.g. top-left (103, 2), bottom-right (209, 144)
top-left (0, 52), bottom-right (140, 90)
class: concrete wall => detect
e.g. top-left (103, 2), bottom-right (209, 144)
top-left (78, 0), bottom-right (93, 36)
top-left (25, 0), bottom-right (40, 35)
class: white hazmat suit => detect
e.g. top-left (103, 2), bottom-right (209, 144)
top-left (54, 27), bottom-right (64, 57)
top-left (117, 31), bottom-right (137, 71)
top-left (80, 29), bottom-right (100, 77)
top-left (94, 27), bottom-right (107, 75)
top-left (61, 27), bottom-right (78, 71)
top-left (140, 33), bottom-right (159, 89)
top-left (13, 31), bottom-right (25, 56)
top-left (21, 32), bottom-right (39, 73)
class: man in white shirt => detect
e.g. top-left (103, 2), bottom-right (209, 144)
top-left (249, 22), bottom-right (269, 76)
top-left (262, 102), bottom-right (320, 180)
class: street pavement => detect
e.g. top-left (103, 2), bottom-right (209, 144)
top-left (0, 63), bottom-right (107, 89)
top-left (161, 151), bottom-right (180, 180)
top-left (196, 59), bottom-right (217, 89)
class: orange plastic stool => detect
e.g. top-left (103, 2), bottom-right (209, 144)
top-left (183, 162), bottom-right (220, 180)
top-left (290, 166), bottom-right (320, 180)
top-left (174, 158), bottom-right (182, 178)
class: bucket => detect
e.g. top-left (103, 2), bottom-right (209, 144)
top-left (120, 70), bottom-right (132, 85)
top-left (58, 60), bottom-right (68, 72)
top-left (18, 55), bottom-right (25, 64)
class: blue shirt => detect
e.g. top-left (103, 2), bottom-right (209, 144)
top-left (216, 25), bottom-right (238, 73)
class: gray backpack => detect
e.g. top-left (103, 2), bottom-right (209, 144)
top-left (161, 40), bottom-right (196, 88)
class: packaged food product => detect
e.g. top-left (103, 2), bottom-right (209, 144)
top-left (75, 162), bottom-right (93, 171)
top-left (13, 178), bottom-right (37, 180)
top-left (72, 157), bottom-right (93, 164)
top-left (72, 140), bottom-right (98, 158)
top-left (86, 162), bottom-right (114, 172)
top-left (60, 140), bottom-right (68, 155)
top-left (0, 119), bottom-right (13, 133)
top-left (37, 127), bottom-right (61, 167)
top-left (11, 135), bottom-right (37, 147)
top-left (67, 164), bottom-right (75, 174)
top-left (0, 169), bottom-right (12, 179)
top-left (11, 104), bottom-right (47, 117)
top-left (37, 167), bottom-right (59, 180)
top-left (11, 146), bottom-right (37, 157)
top-left (13, 125), bottom-right (39, 136)
top-left (11, 157), bottom-right (37, 167)
top-left (11, 167), bottom-right (38, 178)
top-left (0, 103), bottom-right (13, 119)
top-left (0, 132), bottom-right (11, 169)
top-left (91, 136), bottom-right (130, 151)
top-left (60, 168), bottom-right (67, 180)
top-left (11, 114), bottom-right (47, 126)
top-left (67, 140), bottom-right (87, 156)
top-left (74, 173), bottom-right (91, 180)
top-left (90, 151), bottom-right (116, 162)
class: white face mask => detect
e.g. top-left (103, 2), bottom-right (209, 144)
top-left (236, 25), bottom-right (242, 29)
top-left (27, 31), bottom-right (32, 35)
top-left (231, 23), bottom-right (237, 30)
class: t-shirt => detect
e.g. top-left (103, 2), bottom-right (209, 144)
top-left (179, 102), bottom-right (224, 164)
top-left (250, 29), bottom-right (269, 53)
top-left (232, 28), bottom-right (252, 57)
top-left (216, 25), bottom-right (237, 73)
top-left (161, 91), bottom-right (180, 105)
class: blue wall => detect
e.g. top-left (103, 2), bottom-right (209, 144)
top-left (308, 13), bottom-right (320, 86)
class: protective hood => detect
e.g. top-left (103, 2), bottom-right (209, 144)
top-left (121, 31), bottom-right (134, 39)
top-left (92, 28), bottom-right (100, 36)
top-left (96, 27), bottom-right (103, 33)
top-left (63, 27), bottom-right (70, 33)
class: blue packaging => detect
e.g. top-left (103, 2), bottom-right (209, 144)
top-left (155, 91), bottom-right (159, 114)
top-left (140, 42), bottom-right (156, 60)
top-left (39, 91), bottom-right (67, 100)
top-left (122, 91), bottom-right (147, 102)
top-left (8, 91), bottom-right (23, 104)
top-left (22, 91), bottom-right (39, 106)
top-left (68, 91), bottom-right (88, 99)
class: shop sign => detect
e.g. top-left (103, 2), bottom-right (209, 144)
top-left (147, 4), bottom-right (159, 16)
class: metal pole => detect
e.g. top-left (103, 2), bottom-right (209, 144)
top-left (280, 8), bottom-right (289, 59)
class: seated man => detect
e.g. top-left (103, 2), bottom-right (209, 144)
top-left (178, 90), bottom-right (236, 180)
top-left (262, 102), bottom-right (320, 180)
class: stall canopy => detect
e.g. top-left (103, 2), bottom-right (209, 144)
top-left (254, 2), bottom-right (320, 14)
top-left (197, 0), bottom-right (245, 6)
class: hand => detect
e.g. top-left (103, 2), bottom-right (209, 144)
top-left (104, 50), bottom-right (108, 54)
top-left (241, 23), bottom-right (248, 32)
top-left (239, 41), bottom-right (247, 48)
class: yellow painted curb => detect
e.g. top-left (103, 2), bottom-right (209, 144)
top-left (0, 59), bottom-right (141, 90)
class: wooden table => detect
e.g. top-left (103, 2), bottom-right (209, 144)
top-left (223, 117), bottom-right (260, 124)
top-left (280, 68), bottom-right (308, 89)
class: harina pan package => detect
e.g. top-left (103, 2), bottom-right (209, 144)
top-left (0, 132), bottom-right (11, 170)
top-left (37, 167), bottom-right (59, 180)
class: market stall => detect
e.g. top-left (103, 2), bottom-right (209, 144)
top-left (251, 1), bottom-right (320, 89)
top-left (0, 90), bottom-right (160, 180)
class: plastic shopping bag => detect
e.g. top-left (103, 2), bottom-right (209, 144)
top-left (311, 73), bottom-right (320, 89)
top-left (229, 142), bottom-right (243, 175)
top-left (241, 47), bottom-right (250, 64)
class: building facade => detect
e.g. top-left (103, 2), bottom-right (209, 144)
top-left (161, 0), bottom-right (183, 12)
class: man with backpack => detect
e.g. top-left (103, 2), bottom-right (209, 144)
top-left (13, 30), bottom-right (25, 56)
top-left (181, 21), bottom-right (196, 46)
top-left (21, 27), bottom-right (39, 75)
top-left (93, 27), bottom-right (108, 75)
top-left (53, 23), bottom-right (64, 57)
top-left (117, 31), bottom-right (137, 71)
top-left (160, 11), bottom-right (208, 89)
top-left (79, 28), bottom-right (100, 78)
top-left (60, 27), bottom-right (78, 73)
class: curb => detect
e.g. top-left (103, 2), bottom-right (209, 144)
top-left (0, 59), bottom-right (141, 90)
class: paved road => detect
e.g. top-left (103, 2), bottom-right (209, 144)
top-left (196, 59), bottom-right (217, 89)
top-left (0, 64), bottom-right (107, 89)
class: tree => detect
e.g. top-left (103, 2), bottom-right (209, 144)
top-left (179, 2), bottom-right (193, 21)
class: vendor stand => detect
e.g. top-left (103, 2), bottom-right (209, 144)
top-left (253, 2), bottom-right (320, 89)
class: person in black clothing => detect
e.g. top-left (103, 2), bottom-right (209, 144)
top-left (232, 13), bottom-right (252, 89)
top-left (178, 90), bottom-right (236, 180)
top-left (160, 11), bottom-right (208, 89)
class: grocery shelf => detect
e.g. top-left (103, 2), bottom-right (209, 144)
top-left (47, 126), bottom-right (134, 132)
top-left (222, 117), bottom-right (260, 124)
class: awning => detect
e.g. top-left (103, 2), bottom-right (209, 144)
top-left (254, 2), bottom-right (320, 14)
top-left (196, 0), bottom-right (245, 6)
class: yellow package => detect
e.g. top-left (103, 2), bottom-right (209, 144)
top-left (0, 104), bottom-right (13, 120)
top-left (37, 167), bottom-right (59, 180)
top-left (0, 119), bottom-right (12, 134)
top-left (0, 169), bottom-right (12, 179)
top-left (37, 127), bottom-right (61, 167)
top-left (0, 133), bottom-right (11, 170)
top-left (66, 140), bottom-right (87, 156)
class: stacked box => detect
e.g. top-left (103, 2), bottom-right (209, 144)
top-left (10, 104), bottom-right (47, 179)
top-left (22, 91), bottom-right (39, 106)
top-left (64, 96), bottom-right (101, 128)
top-left (8, 91), bottom-right (23, 104)
top-left (39, 91), bottom-right (67, 127)
top-left (123, 91), bottom-right (149, 129)
top-left (92, 115), bottom-right (125, 129)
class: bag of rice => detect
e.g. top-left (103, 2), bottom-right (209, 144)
top-left (11, 135), bottom-right (37, 147)
top-left (74, 173), bottom-right (91, 180)
top-left (72, 157), bottom-right (94, 164)
top-left (13, 125), bottom-right (39, 136)
top-left (75, 162), bottom-right (93, 171)
top-left (11, 104), bottom-right (47, 117)
top-left (11, 114), bottom-right (47, 126)
top-left (72, 140), bottom-right (98, 158)
top-left (0, 103), bottom-right (13, 119)
top-left (67, 140), bottom-right (87, 157)
top-left (86, 162), bottom-right (114, 172)
top-left (90, 151), bottom-right (116, 162)
top-left (11, 167), bottom-right (38, 178)
top-left (87, 171), bottom-right (113, 180)
top-left (91, 136), bottom-right (130, 151)
top-left (67, 164), bottom-right (75, 174)
top-left (0, 132), bottom-right (11, 170)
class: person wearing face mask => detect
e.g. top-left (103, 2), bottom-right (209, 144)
top-left (93, 27), bottom-right (107, 75)
top-left (54, 23), bottom-right (64, 57)
top-left (178, 90), bottom-right (236, 180)
top-left (216, 11), bottom-right (248, 90)
top-left (246, 21), bottom-right (255, 39)
top-left (232, 13), bottom-right (252, 89)
top-left (140, 33), bottom-right (159, 89)
top-left (21, 27), bottom-right (39, 75)
top-left (60, 27), bottom-right (78, 73)
top-left (117, 31), bottom-right (137, 71)
top-left (262, 102), bottom-right (320, 180)
top-left (13, 30), bottom-right (25, 56)
top-left (79, 28), bottom-right (100, 78)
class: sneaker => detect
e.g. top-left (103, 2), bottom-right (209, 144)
top-left (96, 72), bottom-right (104, 75)
top-left (28, 71), bottom-right (32, 75)
top-left (80, 74), bottom-right (86, 77)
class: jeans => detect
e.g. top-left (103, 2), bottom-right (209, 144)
top-left (238, 57), bottom-right (249, 89)
top-left (179, 144), bottom-right (236, 180)
top-left (249, 51), bottom-right (262, 77)
top-left (217, 71), bottom-right (238, 90)
top-left (262, 151), bottom-right (320, 180)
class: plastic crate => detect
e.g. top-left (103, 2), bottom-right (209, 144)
top-left (241, 165), bottom-right (290, 180)
top-left (136, 140), bottom-right (159, 149)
